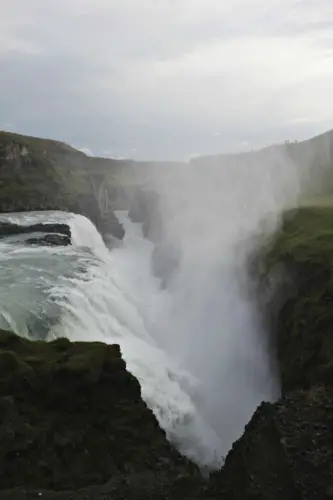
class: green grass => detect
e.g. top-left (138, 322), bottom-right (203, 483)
top-left (261, 201), bottom-right (333, 393)
top-left (0, 131), bottom-right (79, 154)
top-left (265, 205), bottom-right (333, 268)
top-left (0, 330), bottom-right (194, 490)
top-left (0, 131), bottom-right (141, 217)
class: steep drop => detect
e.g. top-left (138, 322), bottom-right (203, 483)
top-left (0, 141), bottom-right (307, 470)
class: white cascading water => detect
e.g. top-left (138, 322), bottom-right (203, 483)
top-left (0, 144), bottom-right (314, 469)
top-left (52, 212), bottom-right (224, 467)
top-left (143, 147), bottom-right (303, 456)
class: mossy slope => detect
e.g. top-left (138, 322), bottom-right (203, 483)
top-left (0, 131), bottom-right (130, 238)
top-left (262, 204), bottom-right (333, 392)
top-left (0, 330), bottom-right (195, 491)
top-left (205, 203), bottom-right (333, 499)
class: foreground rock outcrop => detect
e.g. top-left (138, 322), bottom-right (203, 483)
top-left (2, 474), bottom-right (208, 500)
top-left (210, 387), bottom-right (333, 499)
top-left (0, 330), bottom-right (198, 494)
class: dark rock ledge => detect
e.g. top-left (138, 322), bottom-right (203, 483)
top-left (0, 222), bottom-right (71, 246)
top-left (0, 330), bottom-right (204, 499)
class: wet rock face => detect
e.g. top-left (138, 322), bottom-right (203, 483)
top-left (206, 204), bottom-right (333, 499)
top-left (0, 132), bottom-right (129, 241)
top-left (0, 222), bottom-right (71, 238)
top-left (0, 222), bottom-right (71, 246)
top-left (26, 233), bottom-right (71, 246)
top-left (69, 195), bottom-right (125, 241)
top-left (259, 206), bottom-right (333, 393)
top-left (128, 189), bottom-right (162, 242)
top-left (0, 330), bottom-right (197, 492)
top-left (0, 222), bottom-right (72, 246)
top-left (128, 189), bottom-right (183, 285)
top-left (185, 204), bottom-right (333, 499)
top-left (210, 387), bottom-right (333, 500)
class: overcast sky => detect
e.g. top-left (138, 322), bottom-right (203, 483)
top-left (1, 1), bottom-right (333, 160)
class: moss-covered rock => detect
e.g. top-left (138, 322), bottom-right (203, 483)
top-left (259, 205), bottom-right (333, 393)
top-left (207, 203), bottom-right (333, 498)
top-left (0, 330), bottom-right (196, 491)
top-left (0, 131), bottom-right (132, 239)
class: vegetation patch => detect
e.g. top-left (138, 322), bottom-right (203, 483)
top-left (0, 330), bottom-right (195, 491)
top-left (259, 204), bottom-right (333, 392)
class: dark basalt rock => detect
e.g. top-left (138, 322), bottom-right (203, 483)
top-left (1, 473), bottom-right (210, 500)
top-left (209, 387), bottom-right (333, 500)
top-left (0, 132), bottom-right (130, 241)
top-left (208, 204), bottom-right (333, 499)
top-left (259, 205), bottom-right (333, 393)
top-left (68, 195), bottom-right (125, 241)
top-left (26, 234), bottom-right (71, 246)
top-left (0, 330), bottom-right (198, 493)
top-left (128, 189), bottom-right (182, 285)
top-left (128, 189), bottom-right (162, 242)
top-left (0, 222), bottom-right (71, 239)
top-left (0, 222), bottom-right (72, 247)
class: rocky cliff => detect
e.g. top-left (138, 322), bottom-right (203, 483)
top-left (0, 131), bottom-right (184, 240)
top-left (0, 329), bottom-right (200, 496)
top-left (191, 129), bottom-right (333, 199)
top-left (208, 203), bottom-right (333, 499)
top-left (3, 128), bottom-right (333, 243)
top-left (0, 131), bottom-right (132, 239)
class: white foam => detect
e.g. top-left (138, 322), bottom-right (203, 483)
top-left (51, 212), bottom-right (224, 468)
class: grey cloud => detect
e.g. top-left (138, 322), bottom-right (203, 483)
top-left (1, 0), bottom-right (333, 159)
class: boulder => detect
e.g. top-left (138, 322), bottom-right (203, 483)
top-left (260, 205), bottom-right (333, 393)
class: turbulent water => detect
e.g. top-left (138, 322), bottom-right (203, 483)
top-left (0, 149), bottom-right (307, 469)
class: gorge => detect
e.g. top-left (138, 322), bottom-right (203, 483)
top-left (1, 129), bottom-right (333, 498)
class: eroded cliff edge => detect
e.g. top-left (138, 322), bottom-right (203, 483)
top-left (210, 204), bottom-right (333, 499)
top-left (0, 329), bottom-right (201, 498)
top-left (0, 130), bottom-right (183, 241)
top-left (0, 131), bottom-right (129, 240)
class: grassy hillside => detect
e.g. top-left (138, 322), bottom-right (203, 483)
top-left (191, 129), bottom-right (333, 200)
top-left (0, 330), bottom-right (197, 491)
top-left (0, 131), bottom-right (131, 210)
top-left (260, 202), bottom-right (333, 393)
